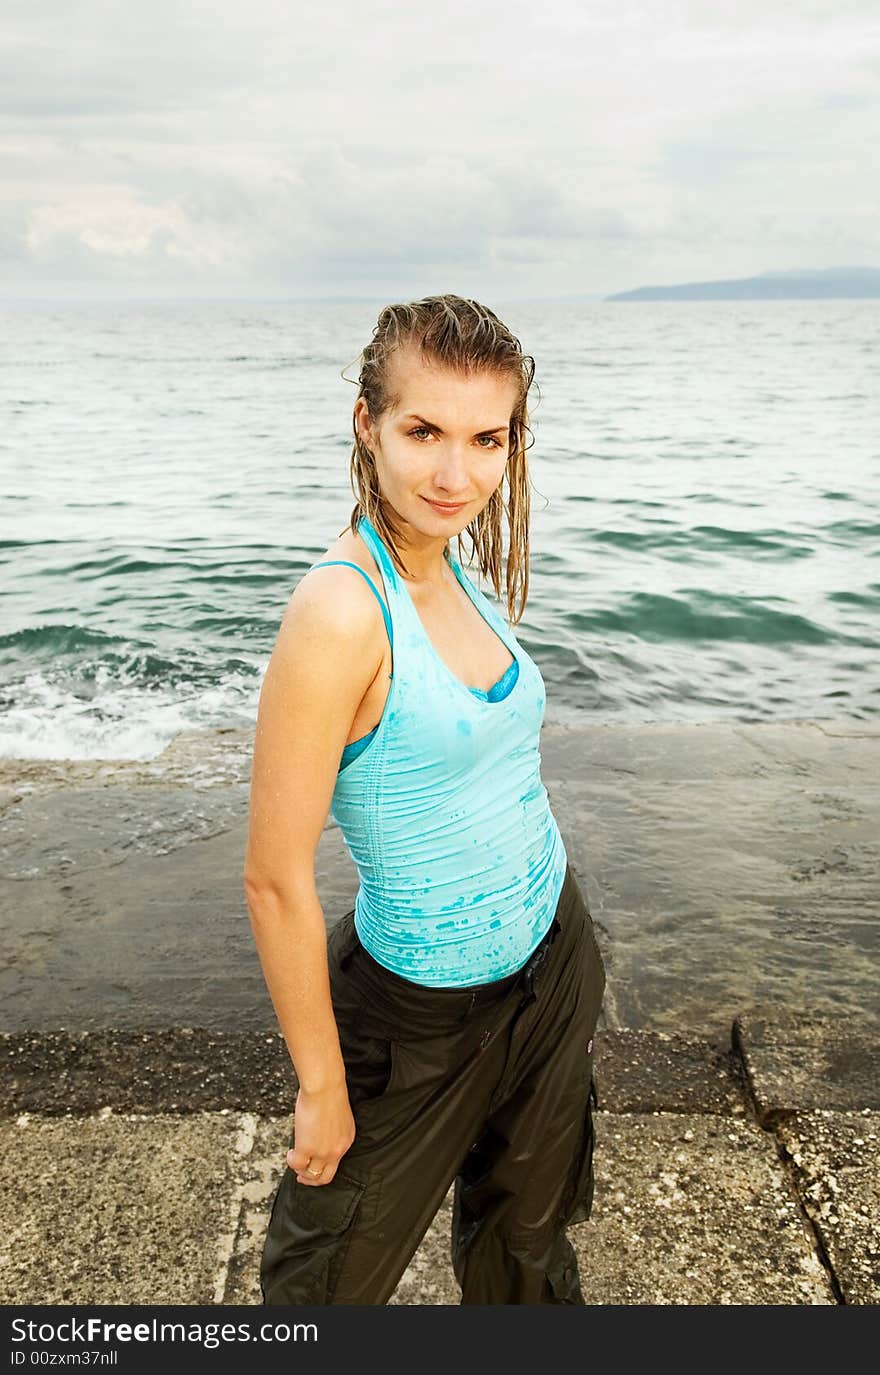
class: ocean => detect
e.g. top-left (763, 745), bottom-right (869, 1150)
top-left (2, 298), bottom-right (878, 763)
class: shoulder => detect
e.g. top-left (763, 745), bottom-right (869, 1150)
top-left (277, 528), bottom-right (387, 660)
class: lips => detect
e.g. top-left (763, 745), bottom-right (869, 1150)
top-left (423, 498), bottom-right (467, 513)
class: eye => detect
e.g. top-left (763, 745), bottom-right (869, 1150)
top-left (408, 427), bottom-right (504, 448)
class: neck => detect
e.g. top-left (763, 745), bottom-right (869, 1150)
top-left (399, 539), bottom-right (453, 587)
top-left (369, 508), bottom-right (454, 587)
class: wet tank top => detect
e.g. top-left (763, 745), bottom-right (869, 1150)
top-left (309, 512), bottom-right (567, 988)
top-left (321, 571), bottom-right (521, 770)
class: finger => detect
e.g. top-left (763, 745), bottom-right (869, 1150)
top-left (286, 1146), bottom-right (319, 1171)
top-left (295, 1163), bottom-right (337, 1187)
top-left (288, 1148), bottom-right (328, 1177)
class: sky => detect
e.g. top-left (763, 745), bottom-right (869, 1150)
top-left (1, 0), bottom-right (878, 300)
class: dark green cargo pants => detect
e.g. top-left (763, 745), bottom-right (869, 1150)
top-left (260, 860), bottom-right (606, 1305)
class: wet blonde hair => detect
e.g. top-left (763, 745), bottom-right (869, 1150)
top-left (341, 293), bottom-right (537, 625)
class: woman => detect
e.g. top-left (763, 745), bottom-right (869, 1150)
top-left (244, 294), bottom-right (606, 1306)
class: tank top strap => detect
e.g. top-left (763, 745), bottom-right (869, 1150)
top-left (359, 512), bottom-right (459, 589)
top-left (355, 514), bottom-right (401, 590)
top-left (446, 542), bottom-right (515, 645)
top-left (306, 560), bottom-right (393, 648)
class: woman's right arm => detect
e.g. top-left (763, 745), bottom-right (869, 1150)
top-left (243, 568), bottom-right (384, 1184)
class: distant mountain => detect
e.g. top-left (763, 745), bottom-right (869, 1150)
top-left (605, 266), bottom-right (880, 302)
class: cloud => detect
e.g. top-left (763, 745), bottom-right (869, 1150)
top-left (1, 0), bottom-right (878, 296)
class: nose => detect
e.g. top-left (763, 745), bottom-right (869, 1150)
top-left (431, 444), bottom-right (470, 497)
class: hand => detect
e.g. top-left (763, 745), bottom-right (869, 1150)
top-left (287, 1082), bottom-right (356, 1186)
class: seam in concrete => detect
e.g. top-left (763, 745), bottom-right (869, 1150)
top-left (211, 1111), bottom-right (257, 1306)
top-left (768, 1125), bottom-right (847, 1305)
top-left (730, 1020), bottom-right (844, 1305)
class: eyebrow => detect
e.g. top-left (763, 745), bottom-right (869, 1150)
top-left (403, 413), bottom-right (510, 436)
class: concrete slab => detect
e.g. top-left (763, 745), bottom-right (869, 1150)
top-left (221, 1114), bottom-right (286, 1306)
top-left (734, 1011), bottom-right (880, 1120)
top-left (0, 1028), bottom-right (750, 1119)
top-left (1, 1104), bottom-right (840, 1307)
top-left (593, 1029), bottom-right (748, 1114)
top-left (573, 1111), bottom-right (835, 1305)
top-left (776, 1110), bottom-right (880, 1306)
top-left (539, 720), bottom-right (880, 786)
top-left (539, 722), bottom-right (880, 1036)
top-left (0, 1110), bottom-right (257, 1306)
top-left (0, 1029), bottom-right (298, 1117)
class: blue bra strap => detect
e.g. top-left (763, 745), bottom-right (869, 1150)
top-left (307, 561), bottom-right (393, 648)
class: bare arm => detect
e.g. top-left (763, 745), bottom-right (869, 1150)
top-left (243, 567), bottom-right (384, 1181)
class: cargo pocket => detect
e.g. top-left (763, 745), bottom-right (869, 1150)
top-left (343, 1028), bottom-right (400, 1116)
top-left (260, 1163), bottom-right (367, 1305)
top-left (560, 1073), bottom-right (598, 1228)
top-left (329, 935), bottom-right (400, 1116)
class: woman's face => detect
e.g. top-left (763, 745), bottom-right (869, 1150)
top-left (354, 346), bottom-right (519, 542)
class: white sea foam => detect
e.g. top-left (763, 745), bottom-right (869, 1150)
top-left (0, 668), bottom-right (260, 762)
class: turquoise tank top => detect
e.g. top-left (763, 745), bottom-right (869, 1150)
top-left (318, 565), bottom-right (521, 769)
top-left (311, 513), bottom-right (567, 988)
top-left (304, 562), bottom-right (521, 766)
